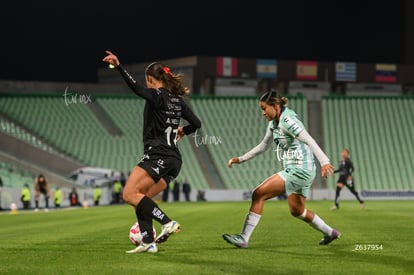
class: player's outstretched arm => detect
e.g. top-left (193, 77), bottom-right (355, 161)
top-left (103, 50), bottom-right (154, 101)
top-left (229, 126), bottom-right (273, 168)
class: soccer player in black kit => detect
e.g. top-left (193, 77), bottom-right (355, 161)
top-left (103, 50), bottom-right (201, 253)
top-left (331, 148), bottom-right (365, 210)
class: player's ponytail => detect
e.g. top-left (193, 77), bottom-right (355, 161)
top-left (260, 90), bottom-right (288, 106)
top-left (145, 62), bottom-right (190, 96)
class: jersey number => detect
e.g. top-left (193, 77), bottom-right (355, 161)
top-left (165, 126), bottom-right (178, 146)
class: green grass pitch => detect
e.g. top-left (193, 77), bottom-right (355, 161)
top-left (0, 200), bottom-right (413, 274)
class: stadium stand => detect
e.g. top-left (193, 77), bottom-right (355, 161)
top-left (0, 116), bottom-right (60, 155)
top-left (0, 95), bottom-right (107, 164)
top-left (0, 95), bottom-right (210, 190)
top-left (190, 96), bottom-right (308, 189)
top-left (2, 94), bottom-right (411, 192)
top-left (0, 160), bottom-right (35, 188)
top-left (322, 96), bottom-right (414, 190)
top-left (96, 97), bottom-right (210, 189)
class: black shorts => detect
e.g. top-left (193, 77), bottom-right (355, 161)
top-left (137, 152), bottom-right (182, 184)
top-left (337, 175), bottom-right (347, 184)
top-left (337, 175), bottom-right (353, 188)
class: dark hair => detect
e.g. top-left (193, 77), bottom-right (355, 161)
top-left (259, 90), bottom-right (288, 106)
top-left (145, 62), bottom-right (189, 96)
top-left (37, 174), bottom-right (46, 184)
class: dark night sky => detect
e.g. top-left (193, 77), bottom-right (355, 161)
top-left (1, 1), bottom-right (405, 83)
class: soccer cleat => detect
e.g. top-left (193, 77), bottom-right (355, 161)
top-left (34, 208), bottom-right (39, 212)
top-left (360, 202), bottom-right (365, 209)
top-left (222, 234), bottom-right (248, 248)
top-left (319, 229), bottom-right (341, 245)
top-left (44, 208), bottom-right (49, 212)
top-left (126, 242), bottom-right (158, 254)
top-left (330, 205), bottom-right (339, 211)
top-left (155, 221), bottom-right (181, 244)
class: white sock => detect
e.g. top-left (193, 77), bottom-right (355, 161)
top-left (309, 214), bottom-right (333, 236)
top-left (240, 211), bottom-right (261, 242)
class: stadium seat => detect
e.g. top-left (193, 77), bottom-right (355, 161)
top-left (5, 94), bottom-right (410, 192)
top-left (190, 96), bottom-right (307, 189)
top-left (0, 160), bottom-right (35, 188)
top-left (322, 96), bottom-right (414, 190)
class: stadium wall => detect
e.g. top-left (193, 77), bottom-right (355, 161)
top-left (3, 187), bottom-right (412, 211)
top-left (0, 80), bottom-right (130, 95)
top-left (0, 186), bottom-right (111, 210)
top-left (202, 189), bottom-right (414, 201)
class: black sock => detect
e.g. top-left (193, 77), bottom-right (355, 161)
top-left (137, 196), bottom-right (172, 225)
top-left (45, 197), bottom-right (49, 208)
top-left (35, 200), bottom-right (39, 208)
top-left (135, 213), bottom-right (154, 243)
top-left (335, 187), bottom-right (341, 207)
top-left (349, 188), bottom-right (363, 203)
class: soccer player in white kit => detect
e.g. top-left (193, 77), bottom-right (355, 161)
top-left (223, 91), bottom-right (340, 247)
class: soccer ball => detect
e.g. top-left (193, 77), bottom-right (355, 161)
top-left (129, 222), bottom-right (157, 246)
top-left (10, 203), bottom-right (17, 210)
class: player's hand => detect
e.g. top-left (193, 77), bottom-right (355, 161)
top-left (176, 127), bottom-right (185, 142)
top-left (102, 50), bottom-right (120, 67)
top-left (321, 163), bottom-right (334, 177)
top-left (347, 175), bottom-right (353, 181)
top-left (228, 157), bottom-right (240, 168)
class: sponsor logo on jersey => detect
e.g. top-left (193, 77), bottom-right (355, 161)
top-left (151, 167), bottom-right (160, 175)
top-left (139, 154), bottom-right (150, 163)
top-left (167, 103), bottom-right (175, 110)
top-left (274, 127), bottom-right (283, 136)
top-left (157, 159), bottom-right (165, 168)
top-left (166, 118), bottom-right (180, 125)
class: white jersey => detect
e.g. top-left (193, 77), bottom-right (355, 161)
top-left (239, 107), bottom-right (329, 170)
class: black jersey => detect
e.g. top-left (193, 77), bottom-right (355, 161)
top-left (117, 65), bottom-right (201, 159)
top-left (334, 157), bottom-right (354, 176)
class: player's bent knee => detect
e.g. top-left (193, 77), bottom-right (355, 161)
top-left (251, 190), bottom-right (266, 202)
top-left (122, 192), bottom-right (133, 204)
top-left (251, 190), bottom-right (259, 201)
top-left (290, 207), bottom-right (305, 218)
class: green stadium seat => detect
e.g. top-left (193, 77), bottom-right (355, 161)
top-left (322, 97), bottom-right (413, 190)
top-left (8, 94), bottom-right (410, 192)
top-left (190, 96), bottom-right (307, 190)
